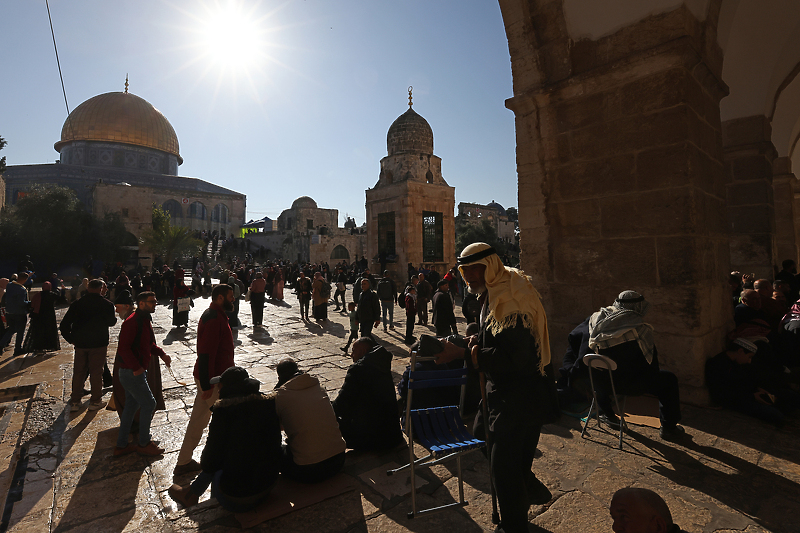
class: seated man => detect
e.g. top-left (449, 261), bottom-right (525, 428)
top-left (169, 366), bottom-right (281, 512)
top-left (588, 291), bottom-right (684, 440)
top-left (274, 358), bottom-right (346, 483)
top-left (706, 338), bottom-right (799, 427)
top-left (610, 488), bottom-right (688, 533)
top-left (332, 338), bottom-right (404, 450)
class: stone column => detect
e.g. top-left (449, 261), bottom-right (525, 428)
top-left (772, 156), bottom-right (798, 266)
top-left (501, 5), bottom-right (731, 402)
top-left (722, 116), bottom-right (778, 279)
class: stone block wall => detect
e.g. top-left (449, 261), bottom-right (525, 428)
top-left (500, 3), bottom-right (732, 400)
top-left (722, 116), bottom-right (778, 278)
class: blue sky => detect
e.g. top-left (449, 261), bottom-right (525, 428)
top-left (1, 0), bottom-right (518, 226)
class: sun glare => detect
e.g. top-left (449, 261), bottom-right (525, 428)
top-left (196, 1), bottom-right (268, 75)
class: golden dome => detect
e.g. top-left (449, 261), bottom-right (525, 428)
top-left (55, 92), bottom-right (182, 164)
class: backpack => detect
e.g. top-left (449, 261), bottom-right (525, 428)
top-left (398, 289), bottom-right (407, 309)
top-left (320, 280), bottom-right (332, 299)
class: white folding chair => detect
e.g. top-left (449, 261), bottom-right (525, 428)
top-left (580, 353), bottom-right (627, 449)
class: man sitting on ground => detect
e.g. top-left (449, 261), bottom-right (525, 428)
top-left (274, 358), bottom-right (346, 483)
top-left (588, 290), bottom-right (684, 440)
top-left (332, 338), bottom-right (404, 450)
top-left (706, 338), bottom-right (799, 427)
top-left (169, 366), bottom-right (282, 512)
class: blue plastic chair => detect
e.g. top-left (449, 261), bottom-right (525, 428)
top-left (386, 350), bottom-right (485, 519)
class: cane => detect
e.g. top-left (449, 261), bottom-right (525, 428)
top-left (479, 371), bottom-right (500, 525)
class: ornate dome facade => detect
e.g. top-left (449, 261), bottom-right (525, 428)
top-left (54, 92), bottom-right (182, 163)
top-left (386, 108), bottom-right (433, 156)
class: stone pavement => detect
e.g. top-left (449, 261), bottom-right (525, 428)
top-left (0, 288), bottom-right (797, 532)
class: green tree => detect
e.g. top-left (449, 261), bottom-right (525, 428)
top-left (0, 185), bottom-right (130, 271)
top-left (140, 205), bottom-right (203, 265)
top-left (455, 219), bottom-right (506, 257)
top-left (505, 206), bottom-right (519, 232)
top-left (0, 135), bottom-right (7, 173)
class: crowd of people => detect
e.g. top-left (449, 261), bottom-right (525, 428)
top-left (5, 244), bottom-right (798, 532)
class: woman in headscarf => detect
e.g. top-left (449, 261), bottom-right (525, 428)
top-left (312, 272), bottom-right (329, 323)
top-left (22, 282), bottom-right (60, 354)
top-left (172, 277), bottom-right (191, 328)
top-left (272, 266), bottom-right (284, 301)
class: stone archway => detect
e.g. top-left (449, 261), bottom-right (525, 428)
top-left (495, 1), bottom-right (733, 400)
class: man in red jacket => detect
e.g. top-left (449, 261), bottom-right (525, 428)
top-left (174, 284), bottom-right (236, 475)
top-left (114, 291), bottom-right (169, 456)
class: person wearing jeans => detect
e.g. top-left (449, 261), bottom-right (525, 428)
top-left (114, 291), bottom-right (168, 457)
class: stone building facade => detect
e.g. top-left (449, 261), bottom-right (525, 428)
top-left (457, 201), bottom-right (516, 243)
top-left (246, 196), bottom-right (366, 264)
top-left (497, 1), bottom-right (800, 402)
top-left (2, 90), bottom-right (246, 257)
top-left (366, 98), bottom-right (456, 281)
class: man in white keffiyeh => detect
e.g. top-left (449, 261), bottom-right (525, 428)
top-left (589, 291), bottom-right (685, 441)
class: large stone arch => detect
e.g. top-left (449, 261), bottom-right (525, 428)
top-left (496, 1), bottom-right (733, 400)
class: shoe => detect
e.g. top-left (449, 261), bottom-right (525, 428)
top-left (88, 400), bottom-right (105, 411)
top-left (137, 441), bottom-right (165, 456)
top-left (599, 413), bottom-right (621, 431)
top-left (169, 484), bottom-right (199, 508)
top-left (173, 459), bottom-right (202, 476)
top-left (660, 424), bottom-right (686, 441)
top-left (527, 476), bottom-right (552, 505)
top-left (69, 402), bottom-right (81, 412)
top-left (340, 347), bottom-right (348, 353)
top-left (113, 443), bottom-right (137, 457)
top-left (384, 327), bottom-right (388, 332)
top-left (389, 325), bottom-right (395, 330)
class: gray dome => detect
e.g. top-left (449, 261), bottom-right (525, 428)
top-left (387, 108), bottom-right (433, 156)
top-left (486, 200), bottom-right (506, 216)
top-left (291, 196), bottom-right (317, 209)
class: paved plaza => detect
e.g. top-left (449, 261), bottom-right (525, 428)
top-left (0, 287), bottom-right (797, 532)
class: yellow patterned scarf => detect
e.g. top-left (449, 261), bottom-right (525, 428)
top-left (458, 243), bottom-right (551, 375)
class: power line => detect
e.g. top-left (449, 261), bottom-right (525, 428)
top-left (46, 0), bottom-right (73, 138)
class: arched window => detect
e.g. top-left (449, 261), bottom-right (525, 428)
top-left (189, 201), bottom-right (207, 220)
top-left (211, 203), bottom-right (229, 223)
top-left (162, 199), bottom-right (182, 219)
top-left (331, 245), bottom-right (350, 260)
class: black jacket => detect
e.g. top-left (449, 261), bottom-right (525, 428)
top-left (201, 392), bottom-right (282, 497)
top-left (431, 290), bottom-right (456, 335)
top-left (59, 293), bottom-right (117, 348)
top-left (469, 313), bottom-right (559, 432)
top-left (332, 345), bottom-right (403, 450)
top-left (357, 290), bottom-right (381, 323)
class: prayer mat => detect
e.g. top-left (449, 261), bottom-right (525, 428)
top-left (621, 394), bottom-right (660, 428)
top-left (358, 461), bottom-right (429, 500)
top-left (234, 472), bottom-right (359, 529)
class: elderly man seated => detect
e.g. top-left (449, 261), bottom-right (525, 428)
top-left (588, 290), bottom-right (684, 440)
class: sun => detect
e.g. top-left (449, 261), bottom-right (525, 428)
top-left (195, 0), bottom-right (268, 74)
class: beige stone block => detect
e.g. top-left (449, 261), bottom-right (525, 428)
top-left (728, 205), bottom-right (775, 235)
top-left (553, 238), bottom-right (657, 286)
top-left (534, 490), bottom-right (612, 533)
top-left (553, 154), bottom-right (635, 201)
top-left (599, 188), bottom-right (695, 238)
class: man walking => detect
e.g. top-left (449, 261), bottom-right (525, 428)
top-left (174, 284), bottom-right (236, 475)
top-left (356, 278), bottom-right (381, 339)
top-left (416, 272), bottom-right (433, 326)
top-left (437, 243), bottom-right (558, 533)
top-left (114, 291), bottom-right (167, 456)
top-left (60, 279), bottom-right (117, 411)
top-left (376, 271), bottom-right (397, 332)
top-left (1, 273), bottom-right (31, 356)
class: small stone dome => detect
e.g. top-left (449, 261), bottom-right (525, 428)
top-left (387, 108), bottom-right (433, 156)
top-left (291, 196), bottom-right (318, 209)
top-left (55, 92), bottom-right (182, 163)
